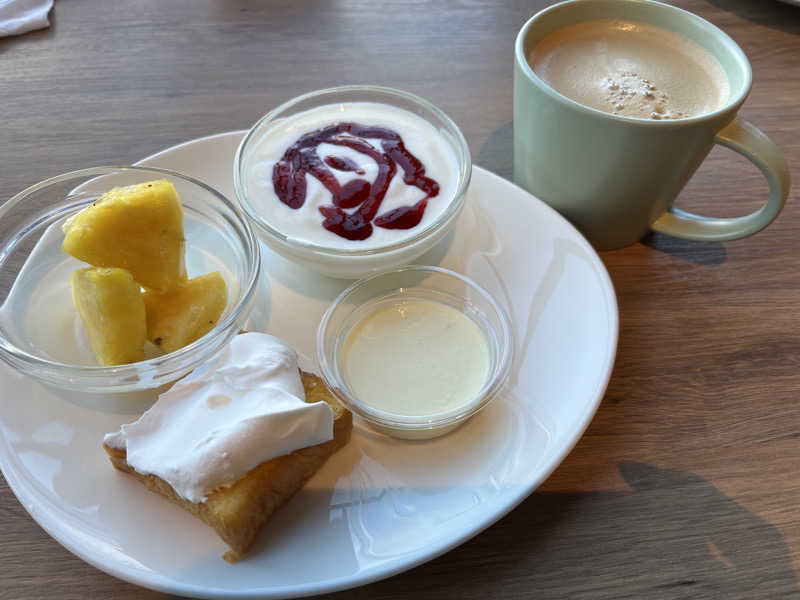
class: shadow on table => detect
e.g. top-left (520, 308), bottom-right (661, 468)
top-left (477, 122), bottom-right (513, 182)
top-left (641, 232), bottom-right (728, 266)
top-left (313, 462), bottom-right (799, 599)
top-left (705, 0), bottom-right (800, 35)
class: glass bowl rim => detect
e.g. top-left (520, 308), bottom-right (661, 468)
top-left (0, 164), bottom-right (261, 383)
top-left (316, 264), bottom-right (514, 431)
top-left (233, 84), bottom-right (473, 258)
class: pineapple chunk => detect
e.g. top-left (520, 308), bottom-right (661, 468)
top-left (71, 267), bottom-right (147, 366)
top-left (143, 272), bottom-right (227, 354)
top-left (62, 180), bottom-right (186, 293)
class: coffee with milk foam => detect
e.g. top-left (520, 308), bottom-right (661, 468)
top-left (528, 20), bottom-right (730, 120)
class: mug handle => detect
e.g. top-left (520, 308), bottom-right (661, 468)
top-left (650, 118), bottom-right (790, 241)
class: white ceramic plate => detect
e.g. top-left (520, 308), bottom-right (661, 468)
top-left (0, 132), bottom-right (618, 599)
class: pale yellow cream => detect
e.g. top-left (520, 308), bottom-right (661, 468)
top-left (343, 299), bottom-right (489, 417)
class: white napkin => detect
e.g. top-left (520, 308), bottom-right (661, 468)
top-left (0, 0), bottom-right (54, 37)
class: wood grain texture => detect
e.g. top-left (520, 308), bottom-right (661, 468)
top-left (1, 0), bottom-right (799, 598)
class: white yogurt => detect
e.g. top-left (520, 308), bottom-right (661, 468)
top-left (243, 102), bottom-right (460, 250)
top-left (342, 299), bottom-right (490, 417)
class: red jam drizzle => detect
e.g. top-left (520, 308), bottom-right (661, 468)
top-left (272, 123), bottom-right (440, 241)
top-left (323, 155), bottom-right (365, 175)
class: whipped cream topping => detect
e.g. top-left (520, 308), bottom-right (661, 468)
top-left (104, 333), bottom-right (334, 503)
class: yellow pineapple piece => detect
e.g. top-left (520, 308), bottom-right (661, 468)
top-left (71, 267), bottom-right (147, 366)
top-left (143, 272), bottom-right (227, 354)
top-left (62, 180), bottom-right (186, 293)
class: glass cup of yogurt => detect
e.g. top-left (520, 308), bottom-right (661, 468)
top-left (234, 85), bottom-right (472, 279)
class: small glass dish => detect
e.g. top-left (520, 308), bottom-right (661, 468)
top-left (317, 265), bottom-right (513, 440)
top-left (234, 85), bottom-right (472, 279)
top-left (0, 166), bottom-right (260, 393)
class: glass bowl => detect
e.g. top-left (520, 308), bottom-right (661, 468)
top-left (317, 265), bottom-right (513, 440)
top-left (234, 85), bottom-right (472, 279)
top-left (0, 166), bottom-right (260, 393)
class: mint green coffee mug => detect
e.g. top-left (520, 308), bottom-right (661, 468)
top-left (514, 0), bottom-right (789, 251)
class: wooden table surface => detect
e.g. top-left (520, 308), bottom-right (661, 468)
top-left (2, 1), bottom-right (799, 598)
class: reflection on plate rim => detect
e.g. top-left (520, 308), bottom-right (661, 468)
top-left (0, 131), bottom-right (618, 599)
